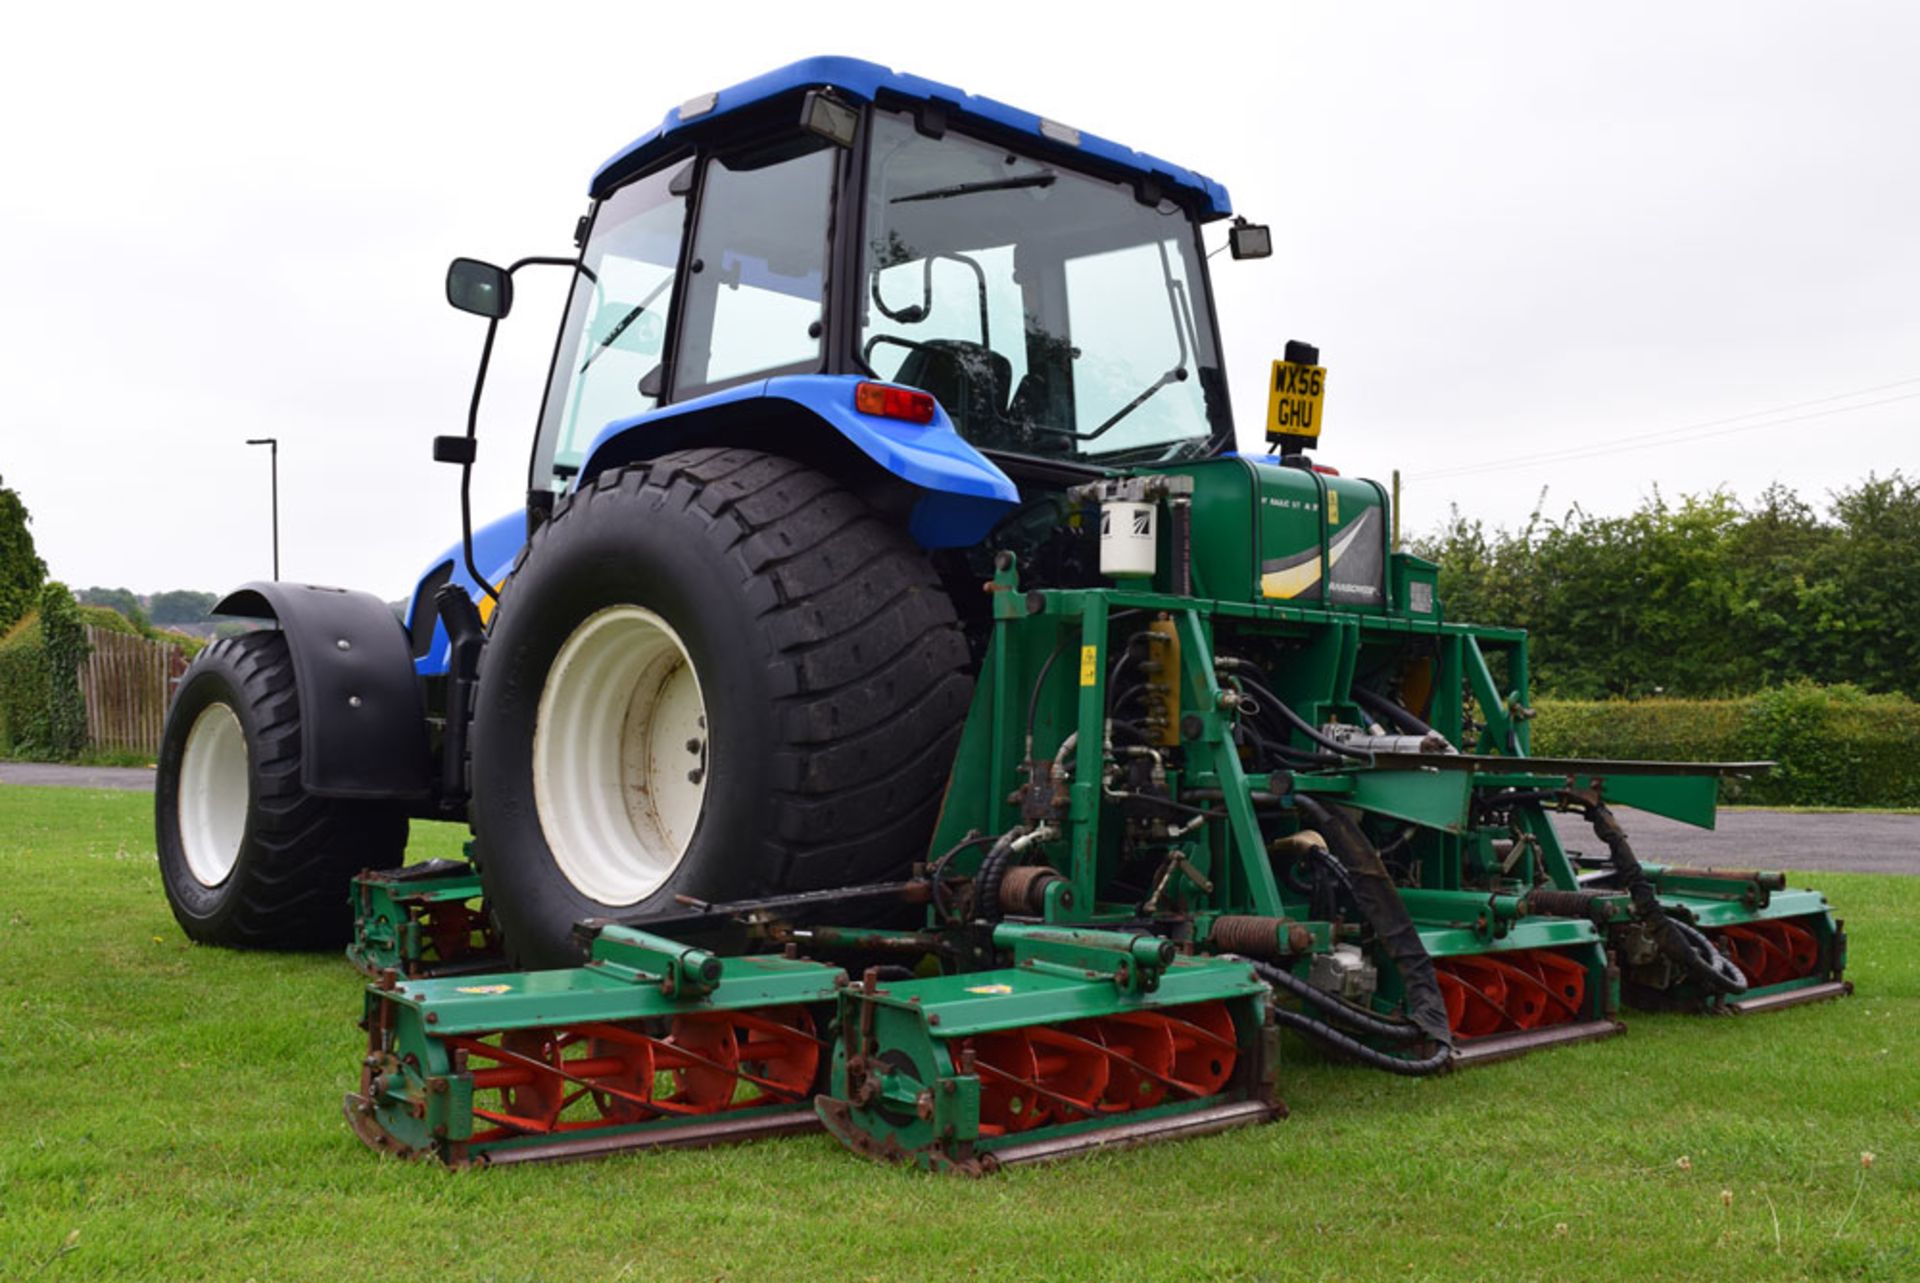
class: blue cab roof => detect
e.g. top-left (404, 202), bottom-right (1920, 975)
top-left (589, 56), bottom-right (1232, 219)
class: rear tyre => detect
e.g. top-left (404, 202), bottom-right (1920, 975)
top-left (470, 448), bottom-right (973, 967)
top-left (156, 632), bottom-right (408, 948)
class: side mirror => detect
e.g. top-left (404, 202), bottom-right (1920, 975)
top-left (1228, 219), bottom-right (1272, 261)
top-left (447, 258), bottom-right (513, 318)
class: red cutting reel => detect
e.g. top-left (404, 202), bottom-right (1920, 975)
top-left (1435, 949), bottom-right (1589, 1041)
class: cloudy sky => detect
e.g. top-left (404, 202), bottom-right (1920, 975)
top-left (3, 1), bottom-right (1914, 602)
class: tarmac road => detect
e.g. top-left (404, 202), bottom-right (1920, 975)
top-left (2, 762), bottom-right (1913, 875)
top-left (0, 762), bottom-right (157, 791)
top-left (1547, 808), bottom-right (1917, 878)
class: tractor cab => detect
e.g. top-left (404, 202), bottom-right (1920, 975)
top-left (450, 58), bottom-right (1264, 510)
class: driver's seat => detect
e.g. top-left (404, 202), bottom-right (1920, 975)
top-left (893, 340), bottom-right (1012, 446)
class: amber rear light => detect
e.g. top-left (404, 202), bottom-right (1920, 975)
top-left (855, 381), bottom-right (937, 425)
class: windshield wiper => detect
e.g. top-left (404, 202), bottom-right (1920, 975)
top-left (893, 172), bottom-right (1056, 204)
top-left (1030, 366), bottom-right (1189, 443)
top-left (578, 274), bottom-right (676, 374)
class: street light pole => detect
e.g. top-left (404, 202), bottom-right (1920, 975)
top-left (245, 437), bottom-right (280, 580)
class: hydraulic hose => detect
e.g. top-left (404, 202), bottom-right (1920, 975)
top-left (1294, 796), bottom-right (1454, 1048)
top-left (1229, 673), bottom-right (1374, 763)
top-left (1576, 796), bottom-right (1747, 995)
top-left (1353, 686), bottom-right (1438, 739)
top-left (1268, 1006), bottom-right (1453, 1077)
top-left (1238, 956), bottom-right (1425, 1043)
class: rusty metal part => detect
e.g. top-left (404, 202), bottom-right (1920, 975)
top-left (999, 865), bottom-right (1065, 916)
top-left (1726, 980), bottom-right (1854, 1015)
top-left (1520, 888), bottom-right (1618, 923)
top-left (1208, 915), bottom-right (1312, 959)
top-left (982, 1099), bottom-right (1281, 1169)
top-left (1664, 867), bottom-right (1790, 891)
top-left (482, 1109), bottom-right (822, 1166)
top-left (1449, 1019), bottom-right (1625, 1065)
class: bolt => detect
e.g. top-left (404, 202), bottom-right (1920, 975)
top-left (685, 737), bottom-right (702, 754)
top-left (943, 1079), bottom-right (956, 1095)
top-left (928, 1013), bottom-right (940, 1026)
top-left (336, 638), bottom-right (352, 651)
top-left (425, 1011), bottom-right (439, 1024)
top-left (348, 695), bottom-right (363, 708)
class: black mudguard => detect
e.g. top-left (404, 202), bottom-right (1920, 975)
top-left (213, 582), bottom-right (432, 801)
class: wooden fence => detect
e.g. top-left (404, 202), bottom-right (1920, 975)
top-left (79, 626), bottom-right (188, 756)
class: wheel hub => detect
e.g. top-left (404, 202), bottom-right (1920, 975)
top-left (177, 701), bottom-right (249, 886)
top-left (533, 605), bottom-right (709, 905)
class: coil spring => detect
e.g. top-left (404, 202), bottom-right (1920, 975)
top-left (1208, 915), bottom-right (1310, 960)
top-left (1520, 888), bottom-right (1612, 922)
top-left (999, 865), bottom-right (1065, 916)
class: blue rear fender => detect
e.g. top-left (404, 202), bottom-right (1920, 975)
top-left (575, 373), bottom-right (1020, 547)
top-left (408, 374), bottom-right (1021, 677)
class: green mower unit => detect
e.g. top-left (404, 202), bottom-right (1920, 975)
top-left (154, 57), bottom-right (1850, 1171)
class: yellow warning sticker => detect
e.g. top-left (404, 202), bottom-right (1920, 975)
top-left (1079, 645), bottom-right (1099, 686)
top-left (455, 984), bottom-right (513, 995)
top-left (1328, 489), bottom-right (1340, 526)
top-left (966, 983), bottom-right (1016, 995)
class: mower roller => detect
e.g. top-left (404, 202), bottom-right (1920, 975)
top-left (153, 57), bottom-right (1850, 1172)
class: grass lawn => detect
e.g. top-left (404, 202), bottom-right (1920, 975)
top-left (1, 784), bottom-right (1913, 1282)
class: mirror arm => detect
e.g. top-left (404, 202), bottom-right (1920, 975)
top-left (454, 255), bottom-right (582, 607)
top-left (459, 317), bottom-right (503, 605)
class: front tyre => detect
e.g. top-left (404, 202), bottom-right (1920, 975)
top-left (156, 632), bottom-right (407, 948)
top-left (470, 448), bottom-right (973, 967)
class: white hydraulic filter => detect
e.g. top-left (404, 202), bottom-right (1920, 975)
top-left (1100, 501), bottom-right (1157, 578)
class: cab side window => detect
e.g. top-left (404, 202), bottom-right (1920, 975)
top-left (674, 141), bottom-right (835, 394)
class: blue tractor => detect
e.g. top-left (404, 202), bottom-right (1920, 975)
top-left (154, 57), bottom-right (1274, 965)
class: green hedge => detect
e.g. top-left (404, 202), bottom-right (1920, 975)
top-left (0, 583), bottom-right (92, 759)
top-left (1531, 682), bottom-right (1920, 807)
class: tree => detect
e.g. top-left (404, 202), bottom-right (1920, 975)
top-left (148, 589), bottom-right (218, 626)
top-left (39, 582), bottom-right (89, 757)
top-left (0, 473), bottom-right (47, 634)
top-left (78, 586), bottom-right (149, 629)
top-left (1814, 472), bottom-right (1920, 698)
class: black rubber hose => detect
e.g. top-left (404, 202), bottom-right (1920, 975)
top-left (1025, 638), bottom-right (1077, 750)
top-left (1578, 798), bottom-right (1747, 996)
top-left (973, 828), bottom-right (1025, 924)
top-left (1353, 686), bottom-right (1437, 738)
top-left (1295, 796), bottom-right (1454, 1047)
top-left (1269, 1005), bottom-right (1453, 1076)
top-left (1240, 956), bottom-right (1424, 1042)
top-left (1233, 676), bottom-right (1372, 762)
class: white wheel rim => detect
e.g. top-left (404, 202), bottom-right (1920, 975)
top-left (533, 605), bottom-right (709, 906)
top-left (178, 701), bottom-right (249, 886)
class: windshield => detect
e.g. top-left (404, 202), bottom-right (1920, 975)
top-left (860, 110), bottom-right (1229, 465)
top-left (533, 162), bottom-right (690, 481)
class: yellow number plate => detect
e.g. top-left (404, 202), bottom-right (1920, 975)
top-left (1266, 360), bottom-right (1327, 441)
